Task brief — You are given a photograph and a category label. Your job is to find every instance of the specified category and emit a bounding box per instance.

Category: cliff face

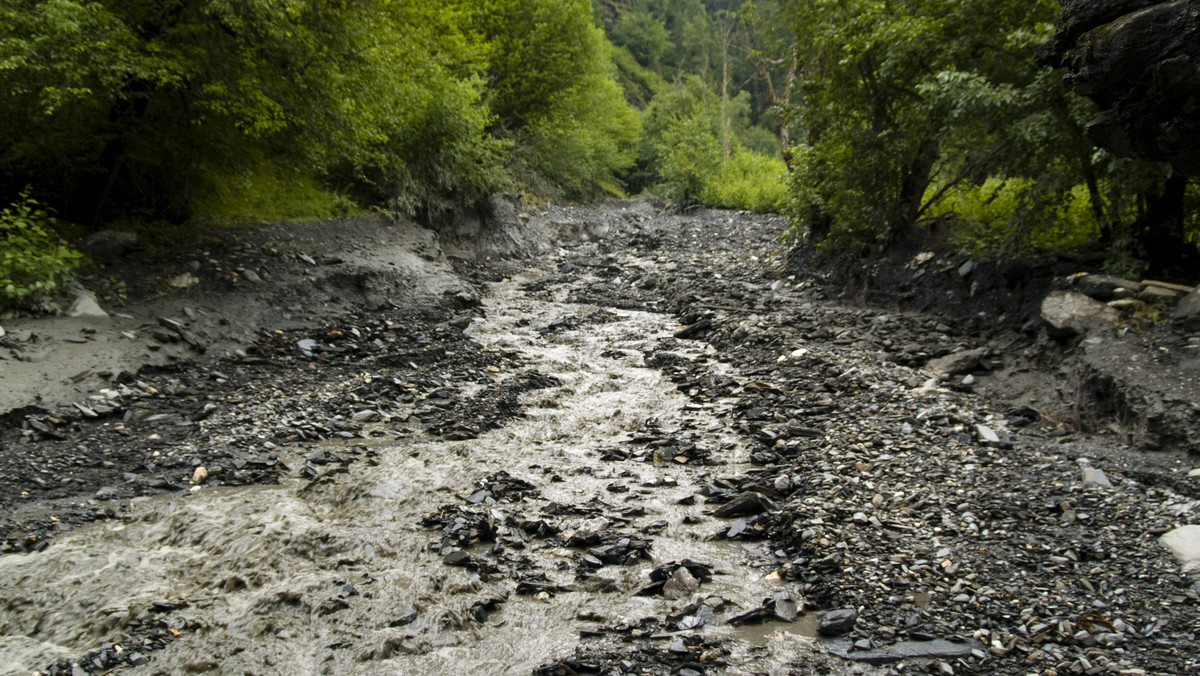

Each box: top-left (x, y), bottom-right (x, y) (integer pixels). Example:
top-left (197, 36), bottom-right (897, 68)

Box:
top-left (1037, 0), bottom-right (1200, 174)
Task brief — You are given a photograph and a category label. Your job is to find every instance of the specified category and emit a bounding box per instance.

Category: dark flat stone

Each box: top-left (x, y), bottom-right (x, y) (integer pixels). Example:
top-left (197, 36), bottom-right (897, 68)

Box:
top-left (827, 638), bottom-right (984, 664)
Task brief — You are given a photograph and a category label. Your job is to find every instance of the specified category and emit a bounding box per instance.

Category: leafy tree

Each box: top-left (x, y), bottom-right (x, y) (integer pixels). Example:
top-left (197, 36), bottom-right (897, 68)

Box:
top-left (0, 1), bottom-right (504, 222)
top-left (472, 0), bottom-right (639, 198)
top-left (774, 0), bottom-right (1195, 269)
top-left (612, 10), bottom-right (672, 69)
top-left (637, 75), bottom-right (784, 210)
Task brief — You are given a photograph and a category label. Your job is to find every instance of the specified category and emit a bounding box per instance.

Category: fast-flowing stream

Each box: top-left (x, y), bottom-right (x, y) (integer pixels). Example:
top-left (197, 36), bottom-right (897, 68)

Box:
top-left (0, 254), bottom-right (838, 674)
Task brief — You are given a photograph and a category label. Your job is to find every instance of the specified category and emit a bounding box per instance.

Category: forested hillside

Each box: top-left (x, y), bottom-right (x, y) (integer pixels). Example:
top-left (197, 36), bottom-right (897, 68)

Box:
top-left (1, 0), bottom-right (1197, 312)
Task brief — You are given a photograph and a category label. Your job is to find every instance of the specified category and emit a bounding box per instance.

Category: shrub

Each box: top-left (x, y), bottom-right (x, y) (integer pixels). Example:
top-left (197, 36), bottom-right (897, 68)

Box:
top-left (703, 148), bottom-right (788, 213)
top-left (929, 178), bottom-right (1100, 257)
top-left (0, 190), bottom-right (84, 312)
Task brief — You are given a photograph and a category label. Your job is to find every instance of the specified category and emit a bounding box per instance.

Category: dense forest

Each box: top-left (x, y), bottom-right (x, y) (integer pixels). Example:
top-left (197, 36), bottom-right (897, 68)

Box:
top-left (1, 0), bottom-right (1197, 311)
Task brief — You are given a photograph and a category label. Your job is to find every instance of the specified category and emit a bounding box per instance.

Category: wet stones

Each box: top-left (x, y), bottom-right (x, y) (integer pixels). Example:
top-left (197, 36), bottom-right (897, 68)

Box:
top-left (827, 637), bottom-right (984, 664)
top-left (662, 567), bottom-right (700, 600)
top-left (637, 560), bottom-right (714, 597)
top-left (726, 592), bottom-right (802, 625)
top-left (674, 317), bottom-right (713, 340)
top-left (817, 608), bottom-right (859, 637)
top-left (576, 533), bottom-right (652, 569)
top-left (710, 491), bottom-right (778, 518)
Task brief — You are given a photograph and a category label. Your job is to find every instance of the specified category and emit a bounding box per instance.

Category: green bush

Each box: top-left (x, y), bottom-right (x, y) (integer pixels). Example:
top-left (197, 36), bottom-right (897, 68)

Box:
top-left (193, 162), bottom-right (358, 224)
top-left (930, 178), bottom-right (1100, 257)
top-left (0, 190), bottom-right (84, 312)
top-left (703, 148), bottom-right (788, 213)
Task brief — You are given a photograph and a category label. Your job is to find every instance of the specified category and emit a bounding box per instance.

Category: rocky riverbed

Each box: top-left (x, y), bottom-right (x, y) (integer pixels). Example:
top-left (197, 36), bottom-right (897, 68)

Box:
top-left (0, 200), bottom-right (1196, 675)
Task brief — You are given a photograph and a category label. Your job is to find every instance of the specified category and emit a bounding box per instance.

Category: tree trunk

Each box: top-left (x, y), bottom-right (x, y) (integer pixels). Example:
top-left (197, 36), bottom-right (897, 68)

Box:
top-left (889, 140), bottom-right (938, 245)
top-left (1137, 172), bottom-right (1197, 279)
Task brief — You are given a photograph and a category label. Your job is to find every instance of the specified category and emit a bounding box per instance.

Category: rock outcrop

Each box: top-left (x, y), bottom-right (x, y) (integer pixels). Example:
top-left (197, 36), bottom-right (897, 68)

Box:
top-left (1037, 0), bottom-right (1200, 174)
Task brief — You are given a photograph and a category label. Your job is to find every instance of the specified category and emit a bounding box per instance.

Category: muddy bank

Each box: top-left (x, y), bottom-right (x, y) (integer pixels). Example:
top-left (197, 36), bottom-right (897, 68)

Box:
top-left (0, 200), bottom-right (1197, 675)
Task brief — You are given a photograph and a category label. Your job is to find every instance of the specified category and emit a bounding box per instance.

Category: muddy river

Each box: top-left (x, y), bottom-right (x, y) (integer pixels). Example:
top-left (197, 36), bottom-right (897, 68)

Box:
top-left (0, 260), bottom-right (841, 674)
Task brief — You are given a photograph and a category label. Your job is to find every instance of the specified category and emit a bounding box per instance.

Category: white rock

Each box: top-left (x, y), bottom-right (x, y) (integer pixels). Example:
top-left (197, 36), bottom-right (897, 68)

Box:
top-left (1159, 526), bottom-right (1200, 576)
top-left (1081, 466), bottom-right (1112, 488)
top-left (975, 424), bottom-right (1000, 444)
top-left (1041, 290), bottom-right (1118, 339)
top-left (67, 290), bottom-right (107, 318)
top-left (169, 272), bottom-right (199, 289)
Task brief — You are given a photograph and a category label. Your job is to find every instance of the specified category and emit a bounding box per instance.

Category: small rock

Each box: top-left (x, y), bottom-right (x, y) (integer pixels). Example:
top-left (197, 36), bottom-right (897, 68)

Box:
top-left (772, 593), bottom-right (799, 622)
top-left (241, 269), bottom-right (263, 283)
top-left (974, 424), bottom-right (1000, 444)
top-left (818, 608), bottom-right (858, 637)
top-left (443, 549), bottom-right (473, 567)
top-left (662, 566), bottom-right (700, 600)
top-left (389, 610), bottom-right (419, 627)
top-left (67, 290), bottom-right (108, 318)
top-left (191, 466), bottom-right (208, 485)
top-left (168, 272), bottom-right (199, 289)
top-left (926, 348), bottom-right (987, 377)
top-left (1074, 273), bottom-right (1141, 301)
top-left (713, 491), bottom-right (777, 517)
top-left (94, 486), bottom-right (118, 500)
top-left (1079, 460), bottom-right (1112, 488)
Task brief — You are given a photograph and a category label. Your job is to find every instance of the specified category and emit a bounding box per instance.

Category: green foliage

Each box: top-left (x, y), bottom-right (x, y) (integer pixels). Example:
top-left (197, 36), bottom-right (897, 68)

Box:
top-left (772, 0), bottom-right (1188, 264)
top-left (636, 74), bottom-right (784, 211)
top-left (702, 147), bottom-right (787, 212)
top-left (1, 0), bottom-right (643, 224)
top-left (0, 190), bottom-right (83, 312)
top-left (193, 163), bottom-right (357, 225)
top-left (474, 0), bottom-right (639, 199)
top-left (612, 10), bottom-right (672, 69)
top-left (656, 110), bottom-right (723, 206)
top-left (932, 179), bottom-right (1099, 257)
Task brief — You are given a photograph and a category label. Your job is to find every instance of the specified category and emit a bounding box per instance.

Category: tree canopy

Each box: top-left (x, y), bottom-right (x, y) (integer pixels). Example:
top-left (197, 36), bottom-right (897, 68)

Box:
top-left (0, 0), bottom-right (639, 224)
top-left (762, 0), bottom-right (1196, 273)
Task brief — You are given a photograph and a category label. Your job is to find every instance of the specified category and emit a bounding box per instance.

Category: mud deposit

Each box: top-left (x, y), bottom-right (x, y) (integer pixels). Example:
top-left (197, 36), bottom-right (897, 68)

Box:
top-left (0, 201), bottom-right (1197, 675)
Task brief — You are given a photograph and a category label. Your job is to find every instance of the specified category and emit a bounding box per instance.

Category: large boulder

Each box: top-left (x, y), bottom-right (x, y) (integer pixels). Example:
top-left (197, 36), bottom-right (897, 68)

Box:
top-left (1041, 290), bottom-right (1119, 339)
top-left (1174, 288), bottom-right (1200, 329)
top-left (1037, 0), bottom-right (1200, 174)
